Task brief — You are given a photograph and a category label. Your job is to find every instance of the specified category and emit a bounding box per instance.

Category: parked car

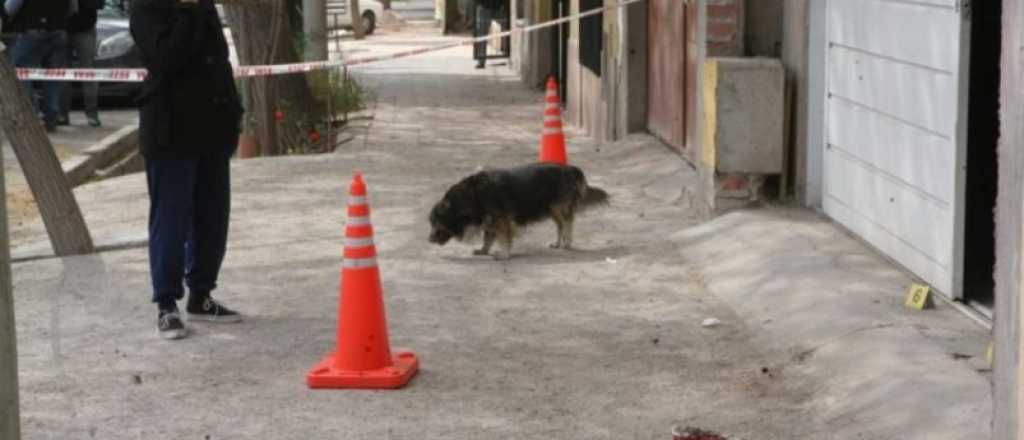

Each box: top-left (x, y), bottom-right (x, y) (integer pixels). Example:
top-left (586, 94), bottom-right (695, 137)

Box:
top-left (1, 1), bottom-right (142, 105)
top-left (326, 0), bottom-right (384, 35)
top-left (89, 0), bottom-right (143, 100)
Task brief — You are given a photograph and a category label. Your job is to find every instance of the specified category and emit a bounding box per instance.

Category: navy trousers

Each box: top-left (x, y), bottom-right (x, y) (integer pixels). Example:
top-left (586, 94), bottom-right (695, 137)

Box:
top-left (12, 30), bottom-right (68, 127)
top-left (146, 151), bottom-right (232, 306)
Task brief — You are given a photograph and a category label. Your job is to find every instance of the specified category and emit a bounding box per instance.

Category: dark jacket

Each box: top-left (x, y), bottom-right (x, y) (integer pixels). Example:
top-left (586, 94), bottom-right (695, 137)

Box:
top-left (476, 0), bottom-right (502, 11)
top-left (130, 0), bottom-right (243, 158)
top-left (9, 0), bottom-right (70, 32)
top-left (68, 0), bottom-right (105, 34)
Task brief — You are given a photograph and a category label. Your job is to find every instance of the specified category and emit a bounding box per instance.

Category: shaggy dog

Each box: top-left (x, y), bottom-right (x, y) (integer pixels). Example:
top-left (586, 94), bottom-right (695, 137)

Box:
top-left (428, 163), bottom-right (609, 259)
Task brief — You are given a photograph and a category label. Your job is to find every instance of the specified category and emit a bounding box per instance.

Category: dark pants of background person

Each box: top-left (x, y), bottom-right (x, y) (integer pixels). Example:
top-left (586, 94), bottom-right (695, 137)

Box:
top-left (12, 30), bottom-right (68, 128)
top-left (61, 28), bottom-right (99, 120)
top-left (146, 148), bottom-right (233, 308)
top-left (473, 5), bottom-right (508, 65)
top-left (473, 6), bottom-right (494, 63)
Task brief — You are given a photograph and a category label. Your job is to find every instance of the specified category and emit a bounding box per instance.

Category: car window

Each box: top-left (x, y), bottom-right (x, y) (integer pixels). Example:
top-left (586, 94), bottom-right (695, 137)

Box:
top-left (99, 0), bottom-right (131, 18)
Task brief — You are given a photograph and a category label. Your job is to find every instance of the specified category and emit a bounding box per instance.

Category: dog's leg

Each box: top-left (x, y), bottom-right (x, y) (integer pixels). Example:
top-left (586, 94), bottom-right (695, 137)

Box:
top-left (495, 220), bottom-right (514, 260)
top-left (549, 207), bottom-right (566, 249)
top-left (474, 229), bottom-right (496, 256)
top-left (562, 218), bottom-right (575, 250)
top-left (550, 217), bottom-right (565, 249)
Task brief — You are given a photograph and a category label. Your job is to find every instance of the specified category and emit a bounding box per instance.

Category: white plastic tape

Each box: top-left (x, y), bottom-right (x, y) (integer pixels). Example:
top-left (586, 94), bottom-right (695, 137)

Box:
top-left (16, 0), bottom-right (647, 82)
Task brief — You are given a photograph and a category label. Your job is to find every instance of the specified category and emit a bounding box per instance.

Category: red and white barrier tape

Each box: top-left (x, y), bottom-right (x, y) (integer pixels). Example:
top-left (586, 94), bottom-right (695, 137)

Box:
top-left (15, 0), bottom-right (646, 83)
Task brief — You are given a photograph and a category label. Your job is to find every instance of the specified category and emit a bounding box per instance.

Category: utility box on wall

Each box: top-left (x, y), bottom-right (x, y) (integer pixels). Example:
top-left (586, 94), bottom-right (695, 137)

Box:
top-left (702, 57), bottom-right (785, 210)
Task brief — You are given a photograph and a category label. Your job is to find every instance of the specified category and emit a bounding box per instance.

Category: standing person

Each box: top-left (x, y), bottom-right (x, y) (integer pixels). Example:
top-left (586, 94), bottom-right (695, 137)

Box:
top-left (0, 1), bottom-right (13, 52)
top-left (472, 0), bottom-right (496, 69)
top-left (61, 0), bottom-right (105, 127)
top-left (4, 0), bottom-right (74, 132)
top-left (472, 0), bottom-right (506, 69)
top-left (130, 0), bottom-right (245, 340)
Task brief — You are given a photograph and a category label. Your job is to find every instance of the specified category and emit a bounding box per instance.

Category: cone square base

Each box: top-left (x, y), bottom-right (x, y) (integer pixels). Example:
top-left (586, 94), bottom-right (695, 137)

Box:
top-left (306, 350), bottom-right (419, 389)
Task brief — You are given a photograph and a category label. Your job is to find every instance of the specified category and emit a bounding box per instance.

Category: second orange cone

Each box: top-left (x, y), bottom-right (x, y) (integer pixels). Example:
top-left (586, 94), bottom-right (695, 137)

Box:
top-left (306, 172), bottom-right (419, 389)
top-left (538, 77), bottom-right (568, 165)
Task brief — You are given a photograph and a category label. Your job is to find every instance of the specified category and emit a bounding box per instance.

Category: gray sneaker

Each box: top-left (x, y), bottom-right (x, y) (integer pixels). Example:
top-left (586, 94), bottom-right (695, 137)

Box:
top-left (158, 310), bottom-right (188, 340)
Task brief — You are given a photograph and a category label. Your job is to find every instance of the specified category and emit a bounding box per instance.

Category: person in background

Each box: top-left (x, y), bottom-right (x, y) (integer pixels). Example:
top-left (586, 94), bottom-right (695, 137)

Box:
top-left (61, 0), bottom-right (105, 127)
top-left (472, 0), bottom-right (507, 69)
top-left (0, 1), bottom-right (12, 53)
top-left (130, 0), bottom-right (245, 340)
top-left (472, 0), bottom-right (497, 69)
top-left (4, 0), bottom-right (74, 132)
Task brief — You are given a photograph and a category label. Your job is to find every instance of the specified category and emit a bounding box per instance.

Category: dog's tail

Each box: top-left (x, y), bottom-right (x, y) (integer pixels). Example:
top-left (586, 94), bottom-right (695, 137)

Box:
top-left (580, 185), bottom-right (610, 210)
top-left (570, 166), bottom-right (609, 211)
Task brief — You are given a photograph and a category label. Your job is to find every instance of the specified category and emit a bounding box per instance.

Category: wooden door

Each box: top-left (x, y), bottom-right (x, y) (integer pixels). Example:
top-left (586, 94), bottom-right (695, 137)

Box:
top-left (647, 0), bottom-right (686, 152)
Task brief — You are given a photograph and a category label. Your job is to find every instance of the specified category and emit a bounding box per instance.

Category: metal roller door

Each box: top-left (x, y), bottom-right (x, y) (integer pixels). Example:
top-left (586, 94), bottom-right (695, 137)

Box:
top-left (822, 0), bottom-right (969, 297)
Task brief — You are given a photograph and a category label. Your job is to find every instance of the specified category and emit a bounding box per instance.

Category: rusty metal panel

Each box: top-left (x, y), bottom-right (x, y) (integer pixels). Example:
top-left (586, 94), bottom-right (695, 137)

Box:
top-left (647, 0), bottom-right (686, 152)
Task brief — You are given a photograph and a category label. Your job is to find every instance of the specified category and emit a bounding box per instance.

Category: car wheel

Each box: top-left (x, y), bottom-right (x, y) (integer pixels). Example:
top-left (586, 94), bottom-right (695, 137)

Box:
top-left (361, 11), bottom-right (376, 35)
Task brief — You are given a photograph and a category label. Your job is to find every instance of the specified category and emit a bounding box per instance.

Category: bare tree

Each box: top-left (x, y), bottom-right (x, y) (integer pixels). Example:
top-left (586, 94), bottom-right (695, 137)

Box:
top-left (224, 0), bottom-right (320, 156)
top-left (0, 46), bottom-right (94, 256)
top-left (349, 0), bottom-right (365, 39)
top-left (0, 142), bottom-right (17, 437)
top-left (0, 80), bottom-right (19, 440)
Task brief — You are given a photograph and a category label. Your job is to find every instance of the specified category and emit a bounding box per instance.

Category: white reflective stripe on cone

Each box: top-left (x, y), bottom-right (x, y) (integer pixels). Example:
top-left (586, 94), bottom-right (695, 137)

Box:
top-left (348, 196), bottom-right (368, 205)
top-left (343, 257), bottom-right (378, 268)
top-left (543, 127), bottom-right (562, 135)
top-left (544, 115), bottom-right (561, 122)
top-left (347, 215), bottom-right (371, 226)
top-left (344, 236), bottom-right (375, 247)
top-left (546, 103), bottom-right (559, 110)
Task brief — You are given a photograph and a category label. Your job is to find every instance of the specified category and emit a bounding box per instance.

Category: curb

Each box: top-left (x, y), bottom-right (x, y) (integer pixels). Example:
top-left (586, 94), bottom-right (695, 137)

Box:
top-left (62, 124), bottom-right (140, 187)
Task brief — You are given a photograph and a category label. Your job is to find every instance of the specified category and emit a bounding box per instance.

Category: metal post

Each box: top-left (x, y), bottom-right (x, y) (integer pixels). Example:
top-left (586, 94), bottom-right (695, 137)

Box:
top-left (304, 0), bottom-right (328, 60)
top-left (327, 64), bottom-right (334, 149)
top-left (0, 38), bottom-right (22, 440)
top-left (343, 65), bottom-right (350, 124)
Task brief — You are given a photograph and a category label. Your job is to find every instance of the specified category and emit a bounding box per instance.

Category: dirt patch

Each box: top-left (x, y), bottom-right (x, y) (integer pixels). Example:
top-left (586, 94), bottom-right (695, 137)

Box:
top-left (5, 180), bottom-right (41, 245)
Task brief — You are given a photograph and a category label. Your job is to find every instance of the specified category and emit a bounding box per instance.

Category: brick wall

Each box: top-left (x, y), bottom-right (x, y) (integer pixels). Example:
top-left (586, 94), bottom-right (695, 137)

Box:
top-left (707, 0), bottom-right (743, 56)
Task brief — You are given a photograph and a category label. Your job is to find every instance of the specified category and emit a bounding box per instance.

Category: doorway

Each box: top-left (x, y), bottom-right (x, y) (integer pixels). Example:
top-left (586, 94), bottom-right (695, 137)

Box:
top-left (549, 0), bottom-right (569, 103)
top-left (962, 0), bottom-right (1002, 313)
top-left (646, 0), bottom-right (687, 153)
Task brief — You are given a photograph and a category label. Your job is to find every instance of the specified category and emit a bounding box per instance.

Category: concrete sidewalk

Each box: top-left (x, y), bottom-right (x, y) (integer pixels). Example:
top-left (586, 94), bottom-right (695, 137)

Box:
top-left (9, 31), bottom-right (990, 439)
top-left (2, 108), bottom-right (137, 248)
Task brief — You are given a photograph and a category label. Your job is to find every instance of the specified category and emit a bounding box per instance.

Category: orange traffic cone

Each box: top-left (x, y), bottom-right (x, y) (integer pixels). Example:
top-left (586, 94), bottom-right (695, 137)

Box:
top-left (538, 77), bottom-right (568, 165)
top-left (306, 172), bottom-right (419, 389)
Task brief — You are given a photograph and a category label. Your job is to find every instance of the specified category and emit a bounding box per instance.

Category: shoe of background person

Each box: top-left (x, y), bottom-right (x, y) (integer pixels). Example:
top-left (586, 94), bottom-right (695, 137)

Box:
top-left (87, 114), bottom-right (101, 127)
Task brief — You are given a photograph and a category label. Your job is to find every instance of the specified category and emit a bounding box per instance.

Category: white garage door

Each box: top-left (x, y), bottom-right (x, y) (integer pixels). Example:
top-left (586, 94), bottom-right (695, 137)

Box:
top-left (823, 0), bottom-right (969, 297)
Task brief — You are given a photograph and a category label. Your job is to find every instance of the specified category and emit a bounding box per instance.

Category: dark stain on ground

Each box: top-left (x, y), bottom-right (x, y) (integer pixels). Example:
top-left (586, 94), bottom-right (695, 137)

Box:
top-left (673, 426), bottom-right (728, 440)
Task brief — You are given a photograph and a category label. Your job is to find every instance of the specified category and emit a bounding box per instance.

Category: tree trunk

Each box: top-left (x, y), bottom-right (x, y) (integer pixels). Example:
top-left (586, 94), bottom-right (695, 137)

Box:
top-left (0, 49), bottom-right (94, 256)
top-left (350, 0), bottom-right (365, 39)
top-left (225, 0), bottom-right (320, 156)
top-left (302, 0), bottom-right (328, 60)
top-left (0, 78), bottom-right (20, 440)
